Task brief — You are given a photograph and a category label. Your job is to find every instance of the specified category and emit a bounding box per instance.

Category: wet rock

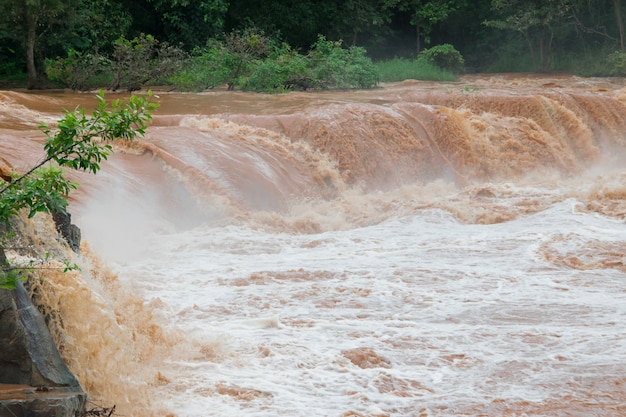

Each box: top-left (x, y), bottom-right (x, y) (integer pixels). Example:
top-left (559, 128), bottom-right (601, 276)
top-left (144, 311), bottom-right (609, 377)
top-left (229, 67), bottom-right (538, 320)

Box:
top-left (52, 211), bottom-right (81, 253)
top-left (0, 385), bottom-right (86, 417)
top-left (0, 283), bottom-right (86, 416)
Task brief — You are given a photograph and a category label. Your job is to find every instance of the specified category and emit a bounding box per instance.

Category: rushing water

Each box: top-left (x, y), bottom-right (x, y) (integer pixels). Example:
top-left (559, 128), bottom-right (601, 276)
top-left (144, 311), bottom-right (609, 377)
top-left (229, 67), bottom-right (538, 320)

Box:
top-left (1, 75), bottom-right (626, 416)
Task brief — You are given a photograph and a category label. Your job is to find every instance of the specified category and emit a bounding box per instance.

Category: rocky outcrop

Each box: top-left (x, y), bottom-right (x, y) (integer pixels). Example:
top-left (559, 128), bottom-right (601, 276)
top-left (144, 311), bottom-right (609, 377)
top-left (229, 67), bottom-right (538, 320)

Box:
top-left (0, 210), bottom-right (86, 416)
top-left (0, 384), bottom-right (86, 417)
top-left (0, 283), bottom-right (86, 416)
top-left (52, 211), bottom-right (81, 254)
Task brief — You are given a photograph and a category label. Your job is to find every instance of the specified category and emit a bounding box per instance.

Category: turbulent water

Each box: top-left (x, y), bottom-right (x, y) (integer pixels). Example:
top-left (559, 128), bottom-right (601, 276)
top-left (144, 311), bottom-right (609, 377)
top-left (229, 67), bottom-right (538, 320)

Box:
top-left (1, 75), bottom-right (626, 416)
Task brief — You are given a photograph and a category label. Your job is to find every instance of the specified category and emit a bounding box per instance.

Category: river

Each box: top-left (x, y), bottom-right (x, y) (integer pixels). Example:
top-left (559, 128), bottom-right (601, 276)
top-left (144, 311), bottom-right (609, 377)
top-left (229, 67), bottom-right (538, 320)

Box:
top-left (1, 75), bottom-right (625, 416)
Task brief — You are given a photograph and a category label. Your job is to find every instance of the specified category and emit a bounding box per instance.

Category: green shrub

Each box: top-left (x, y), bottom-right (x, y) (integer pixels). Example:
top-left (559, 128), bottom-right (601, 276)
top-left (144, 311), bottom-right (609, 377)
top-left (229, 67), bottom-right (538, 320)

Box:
top-left (342, 46), bottom-right (380, 89)
top-left (607, 50), bottom-right (626, 76)
top-left (110, 34), bottom-right (186, 91)
top-left (418, 44), bottom-right (465, 74)
top-left (144, 32), bottom-right (381, 93)
top-left (222, 28), bottom-right (273, 90)
top-left (198, 34), bottom-right (379, 93)
top-left (241, 46), bottom-right (311, 93)
top-left (307, 36), bottom-right (378, 89)
top-left (239, 58), bottom-right (282, 92)
top-left (169, 44), bottom-right (230, 91)
top-left (276, 48), bottom-right (313, 91)
top-left (47, 35), bottom-right (186, 91)
top-left (45, 49), bottom-right (111, 91)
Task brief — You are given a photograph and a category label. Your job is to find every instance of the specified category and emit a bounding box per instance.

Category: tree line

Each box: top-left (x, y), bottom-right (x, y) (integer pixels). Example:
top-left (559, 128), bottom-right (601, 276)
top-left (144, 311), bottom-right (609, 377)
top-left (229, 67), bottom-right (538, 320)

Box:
top-left (2, 0), bottom-right (626, 89)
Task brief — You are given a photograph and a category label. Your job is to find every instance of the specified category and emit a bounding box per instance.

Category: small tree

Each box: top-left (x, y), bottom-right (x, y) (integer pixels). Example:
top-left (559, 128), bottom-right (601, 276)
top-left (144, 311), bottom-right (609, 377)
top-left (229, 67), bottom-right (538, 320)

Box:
top-left (0, 91), bottom-right (158, 288)
top-left (398, 0), bottom-right (459, 54)
top-left (222, 28), bottom-right (272, 90)
top-left (110, 34), bottom-right (186, 91)
top-left (607, 50), bottom-right (626, 75)
top-left (307, 36), bottom-right (379, 89)
top-left (45, 49), bottom-right (112, 91)
top-left (168, 43), bottom-right (231, 91)
top-left (418, 43), bottom-right (465, 73)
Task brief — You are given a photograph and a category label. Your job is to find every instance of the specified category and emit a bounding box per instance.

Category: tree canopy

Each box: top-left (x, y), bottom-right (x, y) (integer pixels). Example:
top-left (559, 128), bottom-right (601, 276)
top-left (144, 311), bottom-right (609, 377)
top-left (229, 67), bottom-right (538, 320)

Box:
top-left (2, 0), bottom-right (626, 86)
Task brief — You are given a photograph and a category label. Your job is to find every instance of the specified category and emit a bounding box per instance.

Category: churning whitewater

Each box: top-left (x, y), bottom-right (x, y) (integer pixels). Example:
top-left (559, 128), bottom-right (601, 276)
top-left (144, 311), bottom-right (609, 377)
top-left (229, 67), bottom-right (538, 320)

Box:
top-left (1, 75), bottom-right (626, 416)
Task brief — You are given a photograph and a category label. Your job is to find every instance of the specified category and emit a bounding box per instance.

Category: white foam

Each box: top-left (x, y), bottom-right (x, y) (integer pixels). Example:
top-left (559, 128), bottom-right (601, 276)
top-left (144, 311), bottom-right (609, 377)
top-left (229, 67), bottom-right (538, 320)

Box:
top-left (94, 194), bottom-right (626, 416)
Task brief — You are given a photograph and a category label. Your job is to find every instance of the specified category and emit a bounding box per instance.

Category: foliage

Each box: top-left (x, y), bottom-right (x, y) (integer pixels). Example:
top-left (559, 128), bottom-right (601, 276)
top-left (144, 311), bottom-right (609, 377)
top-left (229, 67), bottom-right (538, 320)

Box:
top-left (221, 28), bottom-right (273, 90)
top-left (6, 0), bottom-right (626, 85)
top-left (540, 44), bottom-right (615, 76)
top-left (146, 0), bottom-right (228, 46)
top-left (239, 45), bottom-right (311, 93)
top-left (307, 36), bottom-right (379, 89)
top-left (375, 57), bottom-right (457, 82)
top-left (0, 62), bottom-right (27, 85)
top-left (171, 33), bottom-right (380, 93)
top-left (0, 269), bottom-right (24, 290)
top-left (110, 34), bottom-right (187, 91)
top-left (398, 0), bottom-right (461, 53)
top-left (46, 33), bottom-right (187, 91)
top-left (484, 0), bottom-right (574, 71)
top-left (226, 0), bottom-right (324, 49)
top-left (607, 50), bottom-right (626, 75)
top-left (0, 92), bottom-right (158, 289)
top-left (0, 0), bottom-right (81, 88)
top-left (242, 35), bottom-right (380, 92)
top-left (45, 49), bottom-right (112, 91)
top-left (326, 0), bottom-right (396, 46)
top-left (0, 230), bottom-right (23, 289)
top-left (59, 0), bottom-right (132, 55)
top-left (46, 31), bottom-right (380, 93)
top-left (418, 43), bottom-right (465, 73)
top-left (168, 44), bottom-right (230, 91)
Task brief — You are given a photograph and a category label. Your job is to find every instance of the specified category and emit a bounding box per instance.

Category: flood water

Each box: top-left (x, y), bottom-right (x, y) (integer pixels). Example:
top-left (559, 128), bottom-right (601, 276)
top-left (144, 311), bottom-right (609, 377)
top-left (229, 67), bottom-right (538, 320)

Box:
top-left (1, 75), bottom-right (626, 416)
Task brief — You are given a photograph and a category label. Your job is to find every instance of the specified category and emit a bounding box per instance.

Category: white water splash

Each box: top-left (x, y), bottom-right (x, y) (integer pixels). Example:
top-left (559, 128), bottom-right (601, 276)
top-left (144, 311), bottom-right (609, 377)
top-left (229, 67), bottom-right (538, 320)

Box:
top-left (82, 191), bottom-right (626, 416)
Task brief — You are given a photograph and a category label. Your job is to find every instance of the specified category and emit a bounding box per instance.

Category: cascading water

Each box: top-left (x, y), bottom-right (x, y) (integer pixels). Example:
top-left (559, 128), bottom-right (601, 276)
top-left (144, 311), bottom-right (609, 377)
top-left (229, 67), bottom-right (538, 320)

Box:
top-left (1, 75), bottom-right (626, 416)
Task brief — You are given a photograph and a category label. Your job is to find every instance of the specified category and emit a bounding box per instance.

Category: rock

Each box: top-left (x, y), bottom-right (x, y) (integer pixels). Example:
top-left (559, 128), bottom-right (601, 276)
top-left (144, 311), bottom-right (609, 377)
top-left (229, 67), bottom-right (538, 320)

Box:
top-left (0, 289), bottom-right (32, 385)
top-left (0, 283), bottom-right (86, 416)
top-left (0, 384), bottom-right (86, 417)
top-left (51, 211), bottom-right (81, 253)
top-left (15, 282), bottom-right (81, 388)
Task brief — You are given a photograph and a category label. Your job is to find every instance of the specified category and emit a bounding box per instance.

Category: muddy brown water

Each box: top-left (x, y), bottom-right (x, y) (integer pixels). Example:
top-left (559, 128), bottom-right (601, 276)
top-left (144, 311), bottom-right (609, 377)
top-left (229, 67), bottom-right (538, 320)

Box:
top-left (1, 75), bottom-right (626, 416)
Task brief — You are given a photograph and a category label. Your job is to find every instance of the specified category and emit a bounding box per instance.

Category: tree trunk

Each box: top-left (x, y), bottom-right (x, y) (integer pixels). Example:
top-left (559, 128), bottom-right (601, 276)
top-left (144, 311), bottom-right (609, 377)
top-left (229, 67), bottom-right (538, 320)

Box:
top-left (25, 13), bottom-right (38, 89)
top-left (614, 0), bottom-right (625, 51)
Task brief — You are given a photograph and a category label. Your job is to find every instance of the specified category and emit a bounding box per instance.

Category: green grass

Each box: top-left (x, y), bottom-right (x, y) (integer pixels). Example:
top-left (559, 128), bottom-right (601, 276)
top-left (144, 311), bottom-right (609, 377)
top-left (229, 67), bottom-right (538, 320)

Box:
top-left (375, 57), bottom-right (457, 82)
top-left (551, 48), bottom-right (615, 77)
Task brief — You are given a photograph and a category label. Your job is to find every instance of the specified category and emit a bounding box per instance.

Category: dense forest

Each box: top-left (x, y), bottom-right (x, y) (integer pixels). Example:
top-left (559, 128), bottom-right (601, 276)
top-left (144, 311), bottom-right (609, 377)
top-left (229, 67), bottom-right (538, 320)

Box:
top-left (2, 0), bottom-right (626, 90)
